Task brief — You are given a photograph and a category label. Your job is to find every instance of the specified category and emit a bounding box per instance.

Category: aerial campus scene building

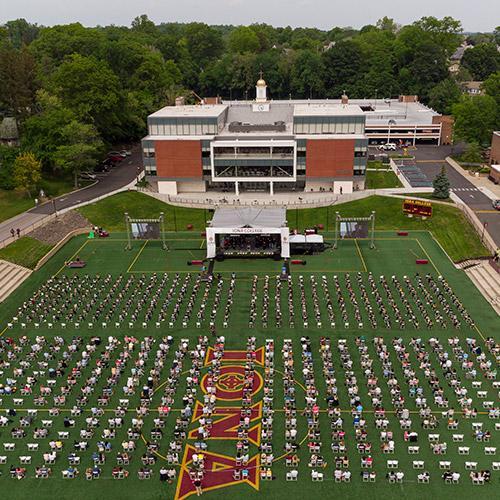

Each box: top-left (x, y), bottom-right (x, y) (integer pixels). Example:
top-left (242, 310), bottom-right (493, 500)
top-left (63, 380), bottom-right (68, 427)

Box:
top-left (142, 79), bottom-right (451, 196)
top-left (0, 4), bottom-right (499, 500)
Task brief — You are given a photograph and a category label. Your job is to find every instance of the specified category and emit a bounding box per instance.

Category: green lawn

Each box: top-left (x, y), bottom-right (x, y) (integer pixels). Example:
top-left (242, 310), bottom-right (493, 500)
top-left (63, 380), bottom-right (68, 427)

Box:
top-left (79, 191), bottom-right (210, 232)
top-left (0, 230), bottom-right (498, 500)
top-left (365, 169), bottom-right (403, 189)
top-left (288, 196), bottom-right (488, 261)
top-left (0, 189), bottom-right (34, 223)
top-left (0, 236), bottom-right (53, 269)
top-left (78, 192), bottom-right (487, 263)
top-left (400, 193), bottom-right (453, 203)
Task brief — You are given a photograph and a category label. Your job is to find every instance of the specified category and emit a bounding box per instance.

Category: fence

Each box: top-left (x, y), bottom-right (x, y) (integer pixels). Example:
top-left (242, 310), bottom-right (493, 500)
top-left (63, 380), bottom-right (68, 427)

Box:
top-left (155, 190), bottom-right (379, 209)
top-left (0, 213), bottom-right (58, 250)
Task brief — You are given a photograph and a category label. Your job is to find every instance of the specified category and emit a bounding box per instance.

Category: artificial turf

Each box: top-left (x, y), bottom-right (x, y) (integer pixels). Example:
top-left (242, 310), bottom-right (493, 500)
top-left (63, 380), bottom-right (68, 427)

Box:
top-left (0, 229), bottom-right (498, 500)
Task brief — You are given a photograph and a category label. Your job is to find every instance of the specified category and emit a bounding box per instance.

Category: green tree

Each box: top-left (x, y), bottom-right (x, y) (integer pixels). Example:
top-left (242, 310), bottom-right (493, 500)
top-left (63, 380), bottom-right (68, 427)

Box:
top-left (22, 91), bottom-right (75, 167)
top-left (53, 120), bottom-right (103, 187)
top-left (184, 23), bottom-right (224, 69)
top-left (48, 54), bottom-right (125, 140)
top-left (322, 40), bottom-right (364, 97)
top-left (482, 71), bottom-right (500, 135)
top-left (129, 51), bottom-right (181, 107)
top-left (12, 152), bottom-right (42, 197)
top-left (290, 50), bottom-right (324, 98)
top-left (4, 18), bottom-right (39, 48)
top-left (461, 142), bottom-right (483, 163)
top-left (0, 144), bottom-right (20, 190)
top-left (29, 23), bottom-right (106, 74)
top-left (0, 45), bottom-right (38, 118)
top-left (461, 43), bottom-right (500, 80)
top-left (413, 16), bottom-right (462, 56)
top-left (376, 17), bottom-right (398, 33)
top-left (452, 95), bottom-right (498, 145)
top-left (228, 26), bottom-right (260, 54)
top-left (428, 78), bottom-right (461, 114)
top-left (482, 71), bottom-right (500, 106)
top-left (433, 165), bottom-right (450, 199)
top-left (395, 26), bottom-right (448, 99)
top-left (494, 26), bottom-right (500, 46)
top-left (131, 14), bottom-right (157, 35)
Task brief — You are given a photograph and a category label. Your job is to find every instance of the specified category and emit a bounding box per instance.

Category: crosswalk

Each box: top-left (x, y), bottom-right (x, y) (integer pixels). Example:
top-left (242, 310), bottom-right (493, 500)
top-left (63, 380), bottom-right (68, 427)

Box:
top-left (450, 187), bottom-right (478, 192)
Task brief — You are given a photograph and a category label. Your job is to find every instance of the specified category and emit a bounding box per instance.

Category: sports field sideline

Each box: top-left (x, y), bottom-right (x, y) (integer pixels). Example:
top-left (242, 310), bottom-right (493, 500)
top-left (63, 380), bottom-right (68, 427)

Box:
top-left (0, 229), bottom-right (498, 500)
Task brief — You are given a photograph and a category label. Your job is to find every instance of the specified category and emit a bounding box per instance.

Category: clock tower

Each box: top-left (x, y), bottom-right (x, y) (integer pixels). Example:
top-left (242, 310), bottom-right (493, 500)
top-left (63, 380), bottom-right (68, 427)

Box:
top-left (253, 71), bottom-right (270, 112)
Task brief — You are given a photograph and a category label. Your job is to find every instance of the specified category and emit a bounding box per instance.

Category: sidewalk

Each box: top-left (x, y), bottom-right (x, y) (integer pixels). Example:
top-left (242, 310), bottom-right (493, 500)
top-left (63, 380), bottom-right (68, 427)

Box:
top-left (145, 186), bottom-right (434, 209)
top-left (0, 211), bottom-right (48, 247)
top-left (446, 157), bottom-right (500, 201)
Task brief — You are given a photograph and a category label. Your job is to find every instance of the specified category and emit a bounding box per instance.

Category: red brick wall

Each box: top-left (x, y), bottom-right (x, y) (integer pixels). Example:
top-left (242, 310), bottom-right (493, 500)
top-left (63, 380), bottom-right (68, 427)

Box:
top-left (306, 139), bottom-right (354, 177)
top-left (491, 132), bottom-right (500, 165)
top-left (155, 140), bottom-right (202, 178)
top-left (432, 115), bottom-right (454, 145)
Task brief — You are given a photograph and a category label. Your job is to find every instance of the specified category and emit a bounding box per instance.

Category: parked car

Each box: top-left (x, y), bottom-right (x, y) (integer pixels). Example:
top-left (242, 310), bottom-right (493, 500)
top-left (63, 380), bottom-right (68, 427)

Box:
top-left (94, 162), bottom-right (109, 173)
top-left (79, 172), bottom-right (97, 181)
top-left (378, 143), bottom-right (397, 151)
top-left (107, 153), bottom-right (124, 163)
top-left (492, 199), bottom-right (500, 211)
top-left (120, 150), bottom-right (132, 157)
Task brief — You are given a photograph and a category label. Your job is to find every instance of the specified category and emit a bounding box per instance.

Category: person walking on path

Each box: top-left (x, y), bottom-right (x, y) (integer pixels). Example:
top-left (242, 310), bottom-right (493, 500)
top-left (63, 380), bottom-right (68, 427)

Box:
top-left (10, 228), bottom-right (15, 238)
top-left (16, 228), bottom-right (20, 238)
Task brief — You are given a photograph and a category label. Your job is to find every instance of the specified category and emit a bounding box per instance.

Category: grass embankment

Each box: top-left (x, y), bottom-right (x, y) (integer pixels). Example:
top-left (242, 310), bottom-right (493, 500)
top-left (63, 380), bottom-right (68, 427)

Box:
top-left (400, 192), bottom-right (452, 202)
top-left (79, 191), bottom-right (210, 232)
top-left (288, 195), bottom-right (488, 261)
top-left (0, 237), bottom-right (53, 269)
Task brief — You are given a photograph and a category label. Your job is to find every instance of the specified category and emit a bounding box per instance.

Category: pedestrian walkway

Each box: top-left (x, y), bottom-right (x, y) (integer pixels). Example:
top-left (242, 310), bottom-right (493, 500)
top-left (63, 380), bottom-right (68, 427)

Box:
top-left (450, 187), bottom-right (480, 192)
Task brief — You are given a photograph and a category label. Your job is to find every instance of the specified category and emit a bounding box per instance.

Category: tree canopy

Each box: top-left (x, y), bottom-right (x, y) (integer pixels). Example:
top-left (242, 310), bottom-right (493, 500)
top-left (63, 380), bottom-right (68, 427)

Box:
top-left (0, 14), bottom-right (497, 184)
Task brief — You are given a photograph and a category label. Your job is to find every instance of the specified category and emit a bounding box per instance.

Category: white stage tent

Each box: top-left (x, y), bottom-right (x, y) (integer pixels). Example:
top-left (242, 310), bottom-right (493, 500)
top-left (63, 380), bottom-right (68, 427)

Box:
top-left (206, 207), bottom-right (290, 258)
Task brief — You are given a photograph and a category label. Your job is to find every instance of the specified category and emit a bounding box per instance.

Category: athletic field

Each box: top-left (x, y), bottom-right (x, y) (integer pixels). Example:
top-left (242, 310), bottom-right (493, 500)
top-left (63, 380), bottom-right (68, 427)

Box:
top-left (0, 230), bottom-right (498, 500)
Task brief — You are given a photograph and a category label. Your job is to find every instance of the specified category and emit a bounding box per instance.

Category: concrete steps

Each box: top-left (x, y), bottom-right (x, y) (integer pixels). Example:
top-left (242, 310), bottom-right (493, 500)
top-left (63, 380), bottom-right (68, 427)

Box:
top-left (456, 259), bottom-right (483, 270)
top-left (0, 260), bottom-right (31, 303)
top-left (465, 262), bottom-right (500, 315)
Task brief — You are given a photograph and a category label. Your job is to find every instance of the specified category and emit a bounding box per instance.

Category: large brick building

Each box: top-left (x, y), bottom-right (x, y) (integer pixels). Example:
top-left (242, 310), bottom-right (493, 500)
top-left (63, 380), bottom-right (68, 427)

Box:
top-left (142, 78), bottom-right (445, 195)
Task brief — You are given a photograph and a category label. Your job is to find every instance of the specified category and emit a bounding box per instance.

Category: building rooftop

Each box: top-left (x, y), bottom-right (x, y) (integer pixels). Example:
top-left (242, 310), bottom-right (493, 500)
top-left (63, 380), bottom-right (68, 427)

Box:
top-left (221, 102), bottom-right (294, 136)
top-left (211, 207), bottom-right (287, 228)
top-left (0, 117), bottom-right (19, 140)
top-left (149, 104), bottom-right (227, 118)
top-left (221, 98), bottom-right (440, 126)
top-left (293, 103), bottom-right (364, 117)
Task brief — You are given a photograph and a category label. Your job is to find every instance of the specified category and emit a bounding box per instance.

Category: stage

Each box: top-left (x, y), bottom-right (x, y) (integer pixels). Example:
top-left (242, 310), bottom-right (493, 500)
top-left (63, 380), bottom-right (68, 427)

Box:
top-left (206, 207), bottom-right (290, 259)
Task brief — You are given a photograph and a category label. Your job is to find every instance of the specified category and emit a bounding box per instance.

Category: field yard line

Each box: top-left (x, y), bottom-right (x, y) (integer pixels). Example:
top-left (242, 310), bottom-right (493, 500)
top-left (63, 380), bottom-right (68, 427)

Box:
top-left (54, 239), bottom-right (89, 277)
top-left (473, 324), bottom-right (487, 342)
top-left (415, 238), bottom-right (441, 275)
top-left (200, 239), bottom-right (205, 249)
top-left (127, 240), bottom-right (148, 273)
top-left (426, 230), bottom-right (456, 266)
top-left (0, 326), bottom-right (7, 337)
top-left (354, 239), bottom-right (368, 272)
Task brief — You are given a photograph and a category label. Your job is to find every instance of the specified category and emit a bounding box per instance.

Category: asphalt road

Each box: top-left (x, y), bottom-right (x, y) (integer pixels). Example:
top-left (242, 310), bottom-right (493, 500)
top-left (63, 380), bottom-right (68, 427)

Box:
top-left (413, 145), bottom-right (500, 248)
top-left (0, 145), bottom-right (143, 244)
top-left (32, 146), bottom-right (143, 215)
